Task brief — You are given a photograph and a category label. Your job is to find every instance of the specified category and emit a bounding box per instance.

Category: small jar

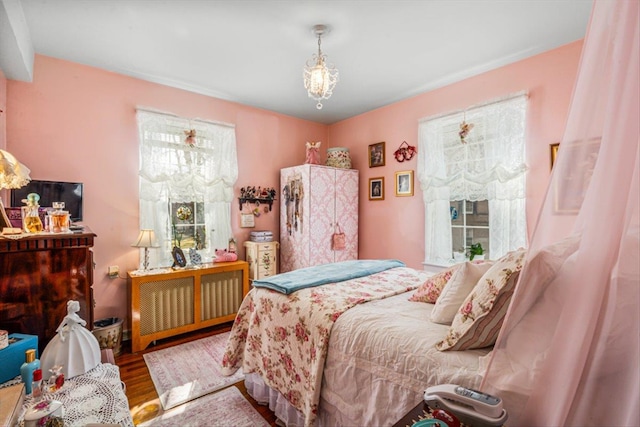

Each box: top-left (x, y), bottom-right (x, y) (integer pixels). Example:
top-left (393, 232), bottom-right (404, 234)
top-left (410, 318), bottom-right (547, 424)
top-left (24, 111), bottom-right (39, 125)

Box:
top-left (325, 147), bottom-right (352, 169)
top-left (48, 202), bottom-right (70, 233)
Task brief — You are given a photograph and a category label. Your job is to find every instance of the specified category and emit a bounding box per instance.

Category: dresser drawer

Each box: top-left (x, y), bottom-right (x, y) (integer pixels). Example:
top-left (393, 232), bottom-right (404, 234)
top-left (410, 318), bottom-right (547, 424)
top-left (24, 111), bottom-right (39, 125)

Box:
top-left (256, 243), bottom-right (276, 252)
top-left (259, 264), bottom-right (277, 278)
top-left (245, 240), bottom-right (279, 280)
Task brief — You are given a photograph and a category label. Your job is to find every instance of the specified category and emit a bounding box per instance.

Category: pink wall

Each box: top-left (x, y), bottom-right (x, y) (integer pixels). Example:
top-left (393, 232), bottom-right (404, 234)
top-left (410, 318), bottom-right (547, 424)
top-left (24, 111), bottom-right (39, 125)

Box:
top-left (0, 70), bottom-right (6, 150)
top-left (4, 41), bottom-right (582, 330)
top-left (329, 41), bottom-right (583, 269)
top-left (6, 55), bottom-right (327, 325)
top-left (0, 70), bottom-right (7, 204)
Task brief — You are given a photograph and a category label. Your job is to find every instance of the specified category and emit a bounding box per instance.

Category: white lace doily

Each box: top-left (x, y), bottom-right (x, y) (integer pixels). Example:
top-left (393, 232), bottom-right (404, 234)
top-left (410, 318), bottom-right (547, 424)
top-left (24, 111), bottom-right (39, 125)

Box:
top-left (17, 363), bottom-right (133, 427)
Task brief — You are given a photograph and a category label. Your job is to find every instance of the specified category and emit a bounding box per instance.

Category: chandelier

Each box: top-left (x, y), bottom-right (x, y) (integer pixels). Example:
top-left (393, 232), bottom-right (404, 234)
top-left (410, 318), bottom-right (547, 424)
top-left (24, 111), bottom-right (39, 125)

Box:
top-left (303, 24), bottom-right (339, 110)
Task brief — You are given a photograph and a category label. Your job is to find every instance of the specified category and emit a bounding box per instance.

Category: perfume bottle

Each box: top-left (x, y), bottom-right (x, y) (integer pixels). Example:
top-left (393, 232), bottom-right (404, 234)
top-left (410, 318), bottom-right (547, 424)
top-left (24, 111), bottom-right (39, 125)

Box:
top-left (22, 193), bottom-right (44, 233)
top-left (20, 349), bottom-right (40, 395)
top-left (48, 201), bottom-right (70, 233)
top-left (32, 368), bottom-right (43, 401)
top-left (48, 365), bottom-right (65, 392)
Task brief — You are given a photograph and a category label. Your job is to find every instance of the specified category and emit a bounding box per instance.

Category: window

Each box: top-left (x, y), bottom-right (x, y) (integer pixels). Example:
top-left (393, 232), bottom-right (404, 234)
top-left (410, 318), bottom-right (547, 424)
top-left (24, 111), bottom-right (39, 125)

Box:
top-left (171, 201), bottom-right (206, 250)
top-left (136, 110), bottom-right (238, 268)
top-left (417, 93), bottom-right (528, 265)
top-left (451, 200), bottom-right (490, 259)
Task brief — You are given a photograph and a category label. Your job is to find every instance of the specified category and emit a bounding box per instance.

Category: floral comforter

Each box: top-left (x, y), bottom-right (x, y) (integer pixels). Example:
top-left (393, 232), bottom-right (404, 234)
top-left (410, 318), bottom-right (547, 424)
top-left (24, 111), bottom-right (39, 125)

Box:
top-left (221, 266), bottom-right (430, 426)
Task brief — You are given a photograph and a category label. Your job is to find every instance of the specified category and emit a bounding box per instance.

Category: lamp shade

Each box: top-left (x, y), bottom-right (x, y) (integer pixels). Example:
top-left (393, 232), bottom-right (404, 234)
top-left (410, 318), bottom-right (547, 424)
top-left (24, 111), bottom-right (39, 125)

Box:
top-left (0, 149), bottom-right (31, 190)
top-left (131, 229), bottom-right (159, 248)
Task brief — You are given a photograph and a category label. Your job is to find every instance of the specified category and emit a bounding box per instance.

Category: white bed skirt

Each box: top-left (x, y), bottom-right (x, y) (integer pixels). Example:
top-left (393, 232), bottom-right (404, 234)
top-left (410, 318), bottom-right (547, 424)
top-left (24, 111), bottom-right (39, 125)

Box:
top-left (245, 372), bottom-right (306, 427)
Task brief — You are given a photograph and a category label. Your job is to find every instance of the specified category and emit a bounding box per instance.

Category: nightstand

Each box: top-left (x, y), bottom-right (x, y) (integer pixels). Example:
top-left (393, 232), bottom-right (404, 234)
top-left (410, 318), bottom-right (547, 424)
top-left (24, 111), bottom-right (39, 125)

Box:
top-left (244, 241), bottom-right (279, 281)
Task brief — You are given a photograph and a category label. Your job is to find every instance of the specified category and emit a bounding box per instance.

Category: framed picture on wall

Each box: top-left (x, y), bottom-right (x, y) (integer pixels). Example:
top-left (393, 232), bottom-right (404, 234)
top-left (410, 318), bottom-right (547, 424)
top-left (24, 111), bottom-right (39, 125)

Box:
top-left (240, 212), bottom-right (255, 228)
top-left (368, 142), bottom-right (385, 168)
top-left (550, 142), bottom-right (560, 169)
top-left (395, 170), bottom-right (414, 196)
top-left (553, 138), bottom-right (601, 214)
top-left (369, 177), bottom-right (384, 200)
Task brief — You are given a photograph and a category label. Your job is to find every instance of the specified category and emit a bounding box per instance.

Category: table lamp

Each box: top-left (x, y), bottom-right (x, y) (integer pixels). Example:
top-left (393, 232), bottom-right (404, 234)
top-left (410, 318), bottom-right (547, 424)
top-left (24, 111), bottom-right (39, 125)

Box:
top-left (132, 229), bottom-right (159, 270)
top-left (0, 149), bottom-right (32, 228)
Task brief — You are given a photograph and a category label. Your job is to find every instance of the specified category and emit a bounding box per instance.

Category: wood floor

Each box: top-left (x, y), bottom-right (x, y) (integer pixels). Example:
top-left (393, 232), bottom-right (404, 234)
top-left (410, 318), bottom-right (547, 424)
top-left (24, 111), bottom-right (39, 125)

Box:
top-left (115, 322), bottom-right (279, 426)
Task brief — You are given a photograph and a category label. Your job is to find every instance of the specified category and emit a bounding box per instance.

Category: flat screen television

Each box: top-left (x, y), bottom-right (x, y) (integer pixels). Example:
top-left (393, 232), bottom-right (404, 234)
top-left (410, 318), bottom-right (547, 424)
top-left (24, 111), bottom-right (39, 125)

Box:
top-left (11, 180), bottom-right (84, 222)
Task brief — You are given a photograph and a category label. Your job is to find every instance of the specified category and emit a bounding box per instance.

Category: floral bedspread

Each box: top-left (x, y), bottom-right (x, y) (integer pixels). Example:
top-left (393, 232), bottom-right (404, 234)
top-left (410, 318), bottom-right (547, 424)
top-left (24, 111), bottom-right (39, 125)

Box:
top-left (221, 266), bottom-right (430, 426)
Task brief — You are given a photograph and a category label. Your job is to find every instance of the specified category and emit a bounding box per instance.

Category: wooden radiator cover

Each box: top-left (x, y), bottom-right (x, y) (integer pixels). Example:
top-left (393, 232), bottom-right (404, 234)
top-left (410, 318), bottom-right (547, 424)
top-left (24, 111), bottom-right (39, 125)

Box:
top-left (128, 261), bottom-right (249, 352)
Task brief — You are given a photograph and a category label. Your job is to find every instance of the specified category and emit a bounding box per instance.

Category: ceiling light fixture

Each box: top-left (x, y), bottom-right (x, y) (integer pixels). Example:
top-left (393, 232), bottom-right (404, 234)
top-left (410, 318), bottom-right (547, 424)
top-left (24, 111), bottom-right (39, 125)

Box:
top-left (303, 24), bottom-right (339, 110)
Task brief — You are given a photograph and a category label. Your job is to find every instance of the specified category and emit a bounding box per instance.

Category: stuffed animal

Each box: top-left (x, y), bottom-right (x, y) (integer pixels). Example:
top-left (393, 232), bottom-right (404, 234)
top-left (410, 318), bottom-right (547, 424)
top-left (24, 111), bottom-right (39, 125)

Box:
top-left (214, 248), bottom-right (238, 263)
top-left (305, 141), bottom-right (321, 165)
top-left (184, 129), bottom-right (196, 146)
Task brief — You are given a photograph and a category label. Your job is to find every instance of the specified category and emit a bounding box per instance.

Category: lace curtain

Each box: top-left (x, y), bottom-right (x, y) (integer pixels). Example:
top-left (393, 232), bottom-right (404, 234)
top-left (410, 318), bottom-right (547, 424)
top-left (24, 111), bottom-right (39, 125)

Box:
top-left (482, 1), bottom-right (639, 425)
top-left (417, 94), bottom-right (528, 265)
top-left (136, 110), bottom-right (238, 268)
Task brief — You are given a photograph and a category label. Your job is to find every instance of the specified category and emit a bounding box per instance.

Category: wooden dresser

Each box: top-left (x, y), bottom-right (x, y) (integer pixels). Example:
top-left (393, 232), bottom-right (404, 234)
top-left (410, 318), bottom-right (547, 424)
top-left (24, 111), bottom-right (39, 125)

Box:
top-left (0, 229), bottom-right (96, 352)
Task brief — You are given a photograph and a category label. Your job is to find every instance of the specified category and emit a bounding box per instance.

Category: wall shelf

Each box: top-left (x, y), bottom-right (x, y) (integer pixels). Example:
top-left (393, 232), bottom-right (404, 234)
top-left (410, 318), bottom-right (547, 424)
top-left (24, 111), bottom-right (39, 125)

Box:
top-left (238, 197), bottom-right (276, 211)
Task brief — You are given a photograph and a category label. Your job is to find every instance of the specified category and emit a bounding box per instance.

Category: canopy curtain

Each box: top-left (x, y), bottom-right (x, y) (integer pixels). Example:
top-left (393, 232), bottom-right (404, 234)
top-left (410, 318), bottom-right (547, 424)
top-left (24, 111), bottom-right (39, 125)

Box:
top-left (417, 94), bottom-right (527, 265)
top-left (481, 1), bottom-right (639, 425)
top-left (136, 110), bottom-right (238, 268)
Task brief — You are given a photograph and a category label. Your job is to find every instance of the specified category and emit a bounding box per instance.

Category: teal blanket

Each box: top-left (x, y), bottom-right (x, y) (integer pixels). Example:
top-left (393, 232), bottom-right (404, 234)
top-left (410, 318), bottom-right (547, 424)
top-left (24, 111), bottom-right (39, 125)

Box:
top-left (251, 259), bottom-right (406, 294)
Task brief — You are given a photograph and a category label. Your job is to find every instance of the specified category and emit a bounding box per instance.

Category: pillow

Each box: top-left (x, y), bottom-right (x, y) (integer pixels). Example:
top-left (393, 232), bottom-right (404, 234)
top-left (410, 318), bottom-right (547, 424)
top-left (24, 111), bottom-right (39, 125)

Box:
top-left (430, 261), bottom-right (494, 324)
top-left (436, 248), bottom-right (527, 351)
top-left (409, 265), bottom-right (459, 303)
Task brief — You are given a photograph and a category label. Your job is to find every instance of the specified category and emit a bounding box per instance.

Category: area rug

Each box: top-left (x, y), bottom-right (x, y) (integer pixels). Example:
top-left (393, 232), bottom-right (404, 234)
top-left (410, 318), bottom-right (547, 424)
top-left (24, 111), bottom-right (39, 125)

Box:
top-left (137, 386), bottom-right (269, 427)
top-left (143, 331), bottom-right (244, 409)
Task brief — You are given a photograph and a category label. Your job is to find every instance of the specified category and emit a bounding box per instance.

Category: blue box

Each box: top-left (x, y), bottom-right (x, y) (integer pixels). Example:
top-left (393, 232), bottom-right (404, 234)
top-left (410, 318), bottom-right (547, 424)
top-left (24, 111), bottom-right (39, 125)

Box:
top-left (0, 334), bottom-right (38, 384)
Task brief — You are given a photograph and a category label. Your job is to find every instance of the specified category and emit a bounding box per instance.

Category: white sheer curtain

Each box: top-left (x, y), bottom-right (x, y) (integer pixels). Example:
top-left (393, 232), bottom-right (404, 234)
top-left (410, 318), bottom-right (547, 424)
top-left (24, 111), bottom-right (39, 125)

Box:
top-left (417, 94), bottom-right (528, 265)
top-left (482, 1), bottom-right (639, 425)
top-left (136, 110), bottom-right (238, 268)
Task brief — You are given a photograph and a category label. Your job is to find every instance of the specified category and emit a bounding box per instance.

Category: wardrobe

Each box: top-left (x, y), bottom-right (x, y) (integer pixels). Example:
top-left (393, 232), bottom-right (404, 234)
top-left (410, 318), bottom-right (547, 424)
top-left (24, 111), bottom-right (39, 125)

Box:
top-left (280, 164), bottom-right (358, 272)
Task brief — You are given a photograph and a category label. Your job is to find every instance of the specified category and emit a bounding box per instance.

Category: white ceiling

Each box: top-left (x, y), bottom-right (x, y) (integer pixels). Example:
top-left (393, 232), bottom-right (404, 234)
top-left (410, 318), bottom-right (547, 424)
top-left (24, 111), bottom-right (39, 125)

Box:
top-left (2, 0), bottom-right (593, 124)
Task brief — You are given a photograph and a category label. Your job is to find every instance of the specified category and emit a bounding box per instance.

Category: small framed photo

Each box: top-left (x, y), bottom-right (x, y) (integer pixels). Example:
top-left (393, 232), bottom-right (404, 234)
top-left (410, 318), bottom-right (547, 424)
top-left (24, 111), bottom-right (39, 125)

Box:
top-left (550, 143), bottom-right (560, 170)
top-left (0, 206), bottom-right (11, 230)
top-left (171, 246), bottom-right (187, 268)
top-left (553, 138), bottom-right (601, 214)
top-left (369, 177), bottom-right (385, 200)
top-left (240, 213), bottom-right (255, 228)
top-left (368, 142), bottom-right (385, 168)
top-left (395, 170), bottom-right (414, 197)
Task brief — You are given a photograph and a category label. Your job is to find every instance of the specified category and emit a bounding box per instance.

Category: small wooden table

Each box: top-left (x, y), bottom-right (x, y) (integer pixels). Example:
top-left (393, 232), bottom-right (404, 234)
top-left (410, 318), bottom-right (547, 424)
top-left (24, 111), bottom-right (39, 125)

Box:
top-left (393, 401), bottom-right (432, 427)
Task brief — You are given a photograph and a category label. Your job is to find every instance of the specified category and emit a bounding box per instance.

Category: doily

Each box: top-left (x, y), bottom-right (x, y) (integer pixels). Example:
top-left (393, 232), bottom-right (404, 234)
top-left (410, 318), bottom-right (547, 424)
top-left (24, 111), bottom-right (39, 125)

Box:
top-left (18, 363), bottom-right (133, 426)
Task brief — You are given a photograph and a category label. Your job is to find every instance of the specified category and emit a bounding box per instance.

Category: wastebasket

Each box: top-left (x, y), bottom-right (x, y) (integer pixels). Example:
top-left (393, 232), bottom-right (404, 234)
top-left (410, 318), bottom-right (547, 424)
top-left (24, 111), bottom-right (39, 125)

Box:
top-left (92, 317), bottom-right (123, 356)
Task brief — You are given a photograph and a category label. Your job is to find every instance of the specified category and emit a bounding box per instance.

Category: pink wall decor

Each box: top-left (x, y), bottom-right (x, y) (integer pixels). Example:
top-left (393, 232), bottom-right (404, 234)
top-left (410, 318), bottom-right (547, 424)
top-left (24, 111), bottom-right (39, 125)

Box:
top-left (393, 141), bottom-right (416, 162)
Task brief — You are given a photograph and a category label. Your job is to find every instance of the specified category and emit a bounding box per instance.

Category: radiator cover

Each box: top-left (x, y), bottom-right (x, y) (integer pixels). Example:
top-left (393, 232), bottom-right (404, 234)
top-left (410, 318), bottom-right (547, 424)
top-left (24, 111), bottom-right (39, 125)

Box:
top-left (128, 261), bottom-right (249, 352)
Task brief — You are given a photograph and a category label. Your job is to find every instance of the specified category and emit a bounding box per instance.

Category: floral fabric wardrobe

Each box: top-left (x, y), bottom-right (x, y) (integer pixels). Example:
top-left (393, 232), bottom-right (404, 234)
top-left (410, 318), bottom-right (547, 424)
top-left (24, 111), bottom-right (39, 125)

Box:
top-left (280, 164), bottom-right (358, 272)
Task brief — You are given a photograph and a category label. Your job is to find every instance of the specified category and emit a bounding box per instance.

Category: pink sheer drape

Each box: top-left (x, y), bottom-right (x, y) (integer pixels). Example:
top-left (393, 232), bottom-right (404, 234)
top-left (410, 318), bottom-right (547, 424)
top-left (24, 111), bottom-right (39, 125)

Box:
top-left (482, 1), bottom-right (639, 426)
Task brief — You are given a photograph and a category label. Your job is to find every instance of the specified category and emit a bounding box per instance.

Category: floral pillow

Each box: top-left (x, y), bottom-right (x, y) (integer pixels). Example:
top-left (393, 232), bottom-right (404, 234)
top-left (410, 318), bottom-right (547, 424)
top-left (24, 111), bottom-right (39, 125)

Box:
top-left (436, 248), bottom-right (527, 351)
top-left (409, 265), bottom-right (459, 304)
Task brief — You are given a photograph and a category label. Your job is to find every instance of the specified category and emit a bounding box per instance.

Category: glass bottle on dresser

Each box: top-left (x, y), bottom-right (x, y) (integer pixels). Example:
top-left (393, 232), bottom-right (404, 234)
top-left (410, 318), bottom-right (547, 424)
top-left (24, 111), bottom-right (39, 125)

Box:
top-left (20, 349), bottom-right (40, 395)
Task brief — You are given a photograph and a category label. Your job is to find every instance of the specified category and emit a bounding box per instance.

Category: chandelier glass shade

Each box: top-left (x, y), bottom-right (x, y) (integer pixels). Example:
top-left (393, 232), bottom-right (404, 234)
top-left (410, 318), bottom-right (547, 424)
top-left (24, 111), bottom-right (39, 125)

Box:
top-left (303, 25), bottom-right (339, 110)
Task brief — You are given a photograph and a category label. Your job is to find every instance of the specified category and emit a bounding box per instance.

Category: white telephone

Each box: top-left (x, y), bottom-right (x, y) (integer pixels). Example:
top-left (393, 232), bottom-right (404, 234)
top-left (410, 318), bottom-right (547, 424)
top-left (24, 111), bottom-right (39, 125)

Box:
top-left (423, 384), bottom-right (508, 427)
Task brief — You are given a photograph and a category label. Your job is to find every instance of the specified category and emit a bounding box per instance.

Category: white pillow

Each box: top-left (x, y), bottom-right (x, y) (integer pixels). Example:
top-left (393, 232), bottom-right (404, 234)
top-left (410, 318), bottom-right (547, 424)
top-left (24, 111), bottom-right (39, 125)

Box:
top-left (430, 261), bottom-right (493, 324)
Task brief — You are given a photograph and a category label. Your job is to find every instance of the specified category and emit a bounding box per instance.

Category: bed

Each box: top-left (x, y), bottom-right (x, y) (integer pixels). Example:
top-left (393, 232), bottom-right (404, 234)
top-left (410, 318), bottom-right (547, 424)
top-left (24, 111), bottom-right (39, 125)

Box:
top-left (221, 254), bottom-right (526, 426)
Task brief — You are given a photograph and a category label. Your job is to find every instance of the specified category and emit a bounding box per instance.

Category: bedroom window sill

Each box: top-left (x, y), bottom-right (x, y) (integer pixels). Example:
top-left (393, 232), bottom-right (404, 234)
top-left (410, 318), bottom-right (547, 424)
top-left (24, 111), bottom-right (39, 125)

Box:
top-left (422, 261), bottom-right (453, 275)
